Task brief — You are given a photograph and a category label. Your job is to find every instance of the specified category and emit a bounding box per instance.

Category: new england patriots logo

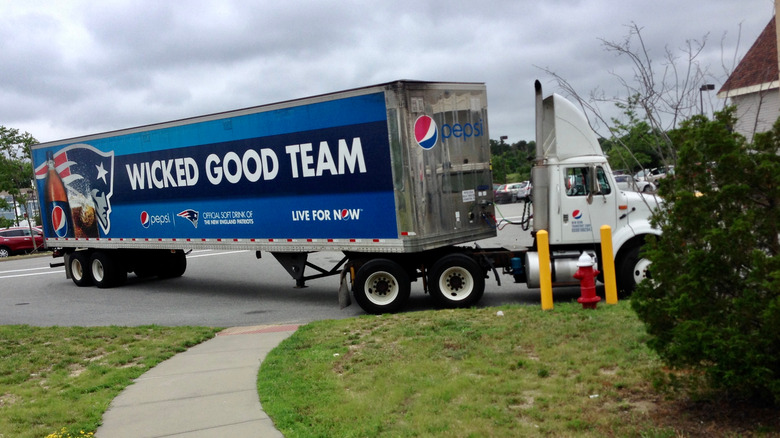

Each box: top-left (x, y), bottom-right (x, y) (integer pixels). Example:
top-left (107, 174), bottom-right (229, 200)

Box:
top-left (35, 143), bottom-right (115, 235)
top-left (177, 209), bottom-right (199, 228)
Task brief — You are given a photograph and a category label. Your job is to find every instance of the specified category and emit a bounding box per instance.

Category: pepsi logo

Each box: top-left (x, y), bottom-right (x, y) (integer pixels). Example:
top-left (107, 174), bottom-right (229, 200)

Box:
top-left (52, 206), bottom-right (69, 238)
top-left (340, 209), bottom-right (349, 219)
top-left (414, 115), bottom-right (438, 150)
top-left (140, 211), bottom-right (151, 228)
top-left (572, 210), bottom-right (583, 220)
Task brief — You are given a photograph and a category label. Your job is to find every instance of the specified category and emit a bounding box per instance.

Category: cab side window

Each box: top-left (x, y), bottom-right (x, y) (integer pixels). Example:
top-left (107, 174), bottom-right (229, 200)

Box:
top-left (595, 167), bottom-right (611, 195)
top-left (565, 167), bottom-right (589, 196)
top-left (565, 167), bottom-right (611, 196)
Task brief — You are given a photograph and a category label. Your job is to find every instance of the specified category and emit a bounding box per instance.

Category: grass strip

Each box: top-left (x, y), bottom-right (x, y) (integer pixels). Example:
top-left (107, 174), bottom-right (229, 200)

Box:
top-left (259, 302), bottom-right (672, 437)
top-left (0, 325), bottom-right (220, 438)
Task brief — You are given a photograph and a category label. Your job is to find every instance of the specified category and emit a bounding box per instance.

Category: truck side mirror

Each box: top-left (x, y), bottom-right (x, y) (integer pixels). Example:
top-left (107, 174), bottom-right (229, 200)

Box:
top-left (588, 165), bottom-right (601, 195)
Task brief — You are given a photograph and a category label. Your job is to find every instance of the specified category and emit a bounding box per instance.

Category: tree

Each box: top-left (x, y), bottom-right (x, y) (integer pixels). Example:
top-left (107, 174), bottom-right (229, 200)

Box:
top-left (632, 108), bottom-right (780, 403)
top-left (600, 95), bottom-right (666, 172)
top-left (490, 139), bottom-right (534, 184)
top-left (541, 22), bottom-right (725, 176)
top-left (541, 21), bottom-right (779, 403)
top-left (0, 126), bottom-right (38, 227)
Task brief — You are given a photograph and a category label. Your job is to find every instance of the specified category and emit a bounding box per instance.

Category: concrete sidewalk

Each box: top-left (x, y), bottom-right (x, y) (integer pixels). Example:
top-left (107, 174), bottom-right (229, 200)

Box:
top-left (96, 325), bottom-right (298, 438)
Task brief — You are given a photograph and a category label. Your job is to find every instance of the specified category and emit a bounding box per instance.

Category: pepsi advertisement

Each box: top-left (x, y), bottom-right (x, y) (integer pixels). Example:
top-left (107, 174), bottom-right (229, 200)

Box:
top-left (33, 92), bottom-right (399, 241)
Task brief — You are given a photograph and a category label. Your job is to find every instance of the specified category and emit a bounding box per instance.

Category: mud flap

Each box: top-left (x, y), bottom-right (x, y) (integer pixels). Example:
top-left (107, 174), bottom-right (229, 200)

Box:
top-left (338, 268), bottom-right (352, 309)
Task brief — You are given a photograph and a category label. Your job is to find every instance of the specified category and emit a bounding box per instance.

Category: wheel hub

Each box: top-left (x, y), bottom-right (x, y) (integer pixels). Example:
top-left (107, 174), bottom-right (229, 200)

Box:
top-left (371, 279), bottom-right (391, 296)
top-left (447, 274), bottom-right (465, 291)
top-left (633, 258), bottom-right (652, 283)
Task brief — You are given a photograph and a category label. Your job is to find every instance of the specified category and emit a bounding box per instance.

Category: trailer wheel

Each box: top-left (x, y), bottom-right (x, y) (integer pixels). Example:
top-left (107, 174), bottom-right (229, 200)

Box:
top-left (133, 262), bottom-right (156, 279)
top-left (158, 250), bottom-right (187, 278)
top-left (617, 244), bottom-right (650, 296)
top-left (90, 251), bottom-right (127, 288)
top-left (428, 253), bottom-right (485, 308)
top-left (70, 252), bottom-right (93, 287)
top-left (353, 259), bottom-right (410, 314)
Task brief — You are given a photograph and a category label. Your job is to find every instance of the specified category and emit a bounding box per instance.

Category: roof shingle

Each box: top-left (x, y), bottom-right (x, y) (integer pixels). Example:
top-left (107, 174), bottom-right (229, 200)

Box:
top-left (719, 16), bottom-right (778, 94)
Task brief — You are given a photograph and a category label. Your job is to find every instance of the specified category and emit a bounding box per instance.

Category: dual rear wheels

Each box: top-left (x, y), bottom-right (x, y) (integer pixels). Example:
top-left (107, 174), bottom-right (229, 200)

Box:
top-left (351, 253), bottom-right (486, 314)
top-left (352, 259), bottom-right (411, 314)
top-left (67, 249), bottom-right (187, 288)
top-left (428, 254), bottom-right (485, 308)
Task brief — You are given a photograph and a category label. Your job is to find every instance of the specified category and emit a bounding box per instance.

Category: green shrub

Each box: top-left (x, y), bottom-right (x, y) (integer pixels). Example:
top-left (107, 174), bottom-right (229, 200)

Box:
top-left (632, 108), bottom-right (780, 403)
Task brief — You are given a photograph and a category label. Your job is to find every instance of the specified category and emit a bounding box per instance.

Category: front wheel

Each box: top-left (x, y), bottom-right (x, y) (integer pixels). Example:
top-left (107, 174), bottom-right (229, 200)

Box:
top-left (353, 259), bottom-right (410, 314)
top-left (428, 253), bottom-right (485, 308)
top-left (617, 245), bottom-right (650, 296)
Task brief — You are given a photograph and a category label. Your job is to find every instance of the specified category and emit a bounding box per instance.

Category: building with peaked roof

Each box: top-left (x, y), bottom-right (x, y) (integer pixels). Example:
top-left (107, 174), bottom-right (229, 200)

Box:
top-left (717, 15), bottom-right (779, 142)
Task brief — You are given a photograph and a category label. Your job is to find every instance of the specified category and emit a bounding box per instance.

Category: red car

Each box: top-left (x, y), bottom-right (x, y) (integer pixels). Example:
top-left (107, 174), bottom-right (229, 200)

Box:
top-left (0, 227), bottom-right (45, 258)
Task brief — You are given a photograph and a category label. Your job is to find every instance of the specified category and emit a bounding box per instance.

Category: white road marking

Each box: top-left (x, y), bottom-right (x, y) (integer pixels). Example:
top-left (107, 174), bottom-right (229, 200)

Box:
top-left (0, 270), bottom-right (64, 279)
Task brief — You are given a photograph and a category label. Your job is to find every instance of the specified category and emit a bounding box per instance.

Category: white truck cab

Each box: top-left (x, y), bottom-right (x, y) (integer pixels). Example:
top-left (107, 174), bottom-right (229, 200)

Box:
top-left (523, 81), bottom-right (660, 292)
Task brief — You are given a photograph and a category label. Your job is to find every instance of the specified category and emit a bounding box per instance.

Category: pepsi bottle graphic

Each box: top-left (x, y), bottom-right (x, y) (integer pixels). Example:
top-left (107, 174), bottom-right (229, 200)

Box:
top-left (44, 151), bottom-right (74, 238)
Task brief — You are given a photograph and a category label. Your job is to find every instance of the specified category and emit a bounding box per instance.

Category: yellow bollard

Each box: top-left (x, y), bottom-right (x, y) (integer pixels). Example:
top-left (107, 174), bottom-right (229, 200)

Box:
top-left (537, 230), bottom-right (554, 310)
top-left (600, 225), bottom-right (618, 304)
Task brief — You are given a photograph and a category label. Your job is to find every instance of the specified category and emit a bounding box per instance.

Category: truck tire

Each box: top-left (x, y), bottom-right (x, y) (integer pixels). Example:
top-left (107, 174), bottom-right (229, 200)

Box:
top-left (353, 259), bottom-right (410, 314)
top-left (428, 253), bottom-right (485, 308)
top-left (70, 252), bottom-right (93, 287)
top-left (617, 244), bottom-right (651, 296)
top-left (90, 251), bottom-right (127, 288)
top-left (133, 261), bottom-right (156, 279)
top-left (158, 250), bottom-right (187, 278)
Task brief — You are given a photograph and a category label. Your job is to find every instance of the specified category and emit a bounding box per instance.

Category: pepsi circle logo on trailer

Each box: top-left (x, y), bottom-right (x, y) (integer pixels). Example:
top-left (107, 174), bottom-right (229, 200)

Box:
top-left (140, 211), bottom-right (151, 228)
top-left (52, 205), bottom-right (69, 238)
top-left (414, 115), bottom-right (438, 150)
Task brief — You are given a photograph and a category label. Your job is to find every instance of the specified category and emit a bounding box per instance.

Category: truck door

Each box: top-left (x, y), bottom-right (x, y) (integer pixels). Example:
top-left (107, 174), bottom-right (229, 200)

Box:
top-left (558, 166), bottom-right (617, 244)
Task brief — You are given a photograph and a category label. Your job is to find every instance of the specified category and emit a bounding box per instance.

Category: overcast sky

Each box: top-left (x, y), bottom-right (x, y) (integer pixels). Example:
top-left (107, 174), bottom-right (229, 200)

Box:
top-left (1, 0), bottom-right (775, 146)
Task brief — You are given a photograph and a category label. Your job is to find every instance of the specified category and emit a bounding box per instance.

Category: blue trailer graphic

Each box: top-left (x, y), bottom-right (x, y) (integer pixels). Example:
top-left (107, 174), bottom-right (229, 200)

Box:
top-left (34, 93), bottom-right (398, 241)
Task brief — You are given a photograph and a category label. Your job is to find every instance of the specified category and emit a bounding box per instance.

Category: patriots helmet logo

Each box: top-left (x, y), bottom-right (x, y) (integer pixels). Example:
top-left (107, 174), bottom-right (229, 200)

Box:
top-left (177, 209), bottom-right (199, 228)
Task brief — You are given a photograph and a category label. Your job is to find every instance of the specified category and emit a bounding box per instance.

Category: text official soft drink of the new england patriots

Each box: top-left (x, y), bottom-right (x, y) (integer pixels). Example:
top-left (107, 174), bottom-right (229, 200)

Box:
top-left (44, 150), bottom-right (74, 238)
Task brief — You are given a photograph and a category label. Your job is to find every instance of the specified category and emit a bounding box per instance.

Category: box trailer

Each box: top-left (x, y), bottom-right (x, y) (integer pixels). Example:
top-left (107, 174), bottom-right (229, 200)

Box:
top-left (32, 80), bottom-right (498, 313)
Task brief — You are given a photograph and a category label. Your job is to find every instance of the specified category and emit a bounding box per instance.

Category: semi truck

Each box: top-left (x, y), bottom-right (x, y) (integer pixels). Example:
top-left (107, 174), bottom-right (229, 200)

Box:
top-left (31, 80), bottom-right (660, 314)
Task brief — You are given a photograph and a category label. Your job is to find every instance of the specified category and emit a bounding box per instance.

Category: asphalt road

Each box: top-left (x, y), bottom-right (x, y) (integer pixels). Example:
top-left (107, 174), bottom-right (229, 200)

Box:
top-left (0, 202), bottom-right (585, 327)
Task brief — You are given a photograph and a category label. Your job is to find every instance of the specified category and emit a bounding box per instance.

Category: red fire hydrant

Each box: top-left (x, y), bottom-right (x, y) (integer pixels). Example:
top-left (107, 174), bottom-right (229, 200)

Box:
top-left (574, 252), bottom-right (601, 309)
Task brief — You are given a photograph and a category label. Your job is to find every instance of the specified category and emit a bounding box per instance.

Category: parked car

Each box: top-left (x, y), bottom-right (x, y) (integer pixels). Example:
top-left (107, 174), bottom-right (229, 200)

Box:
top-left (0, 226), bottom-right (45, 257)
top-left (494, 181), bottom-right (532, 204)
top-left (614, 174), bottom-right (656, 193)
top-left (635, 166), bottom-right (674, 184)
top-left (651, 165), bottom-right (674, 187)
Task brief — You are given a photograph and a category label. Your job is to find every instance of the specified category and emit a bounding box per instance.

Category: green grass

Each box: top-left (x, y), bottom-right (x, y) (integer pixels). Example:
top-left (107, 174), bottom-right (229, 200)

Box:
top-left (3, 303), bottom-right (777, 437)
top-left (258, 302), bottom-right (672, 437)
top-left (0, 325), bottom-right (220, 438)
